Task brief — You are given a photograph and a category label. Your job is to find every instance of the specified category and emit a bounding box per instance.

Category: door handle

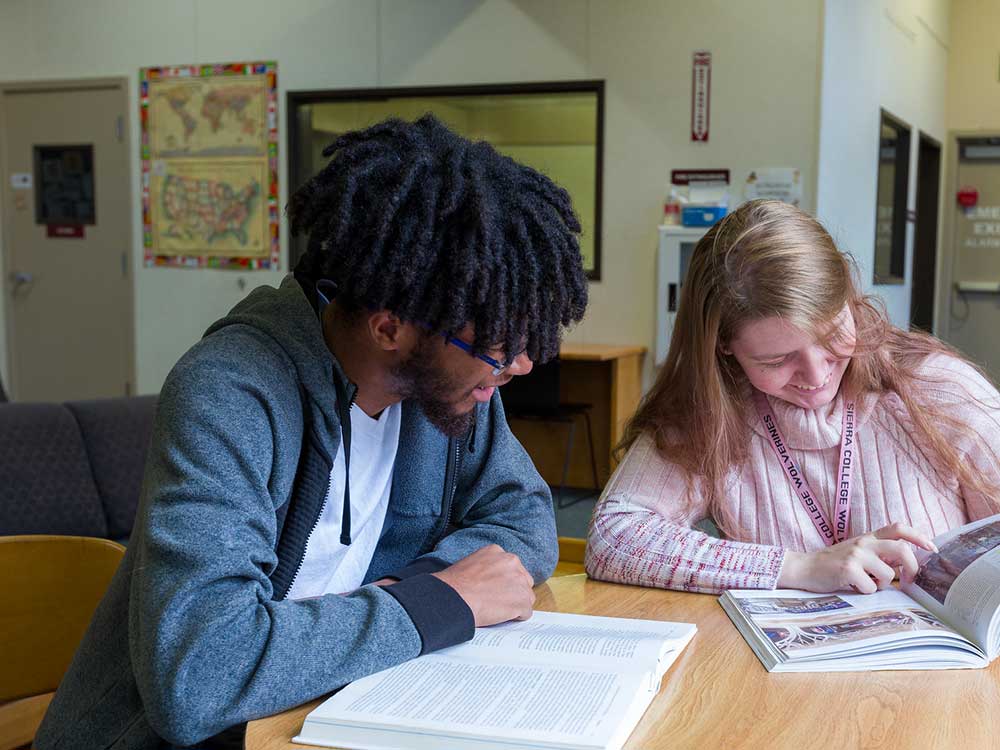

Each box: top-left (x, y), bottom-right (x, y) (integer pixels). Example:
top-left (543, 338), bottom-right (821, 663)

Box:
top-left (9, 271), bottom-right (35, 294)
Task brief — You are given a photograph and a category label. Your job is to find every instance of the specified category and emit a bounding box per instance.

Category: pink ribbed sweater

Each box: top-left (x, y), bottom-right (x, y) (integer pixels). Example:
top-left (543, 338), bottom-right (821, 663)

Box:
top-left (585, 354), bottom-right (1000, 594)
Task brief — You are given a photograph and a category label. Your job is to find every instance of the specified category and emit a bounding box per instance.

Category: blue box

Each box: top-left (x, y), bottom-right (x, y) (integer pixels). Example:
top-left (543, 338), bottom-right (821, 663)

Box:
top-left (681, 205), bottom-right (727, 227)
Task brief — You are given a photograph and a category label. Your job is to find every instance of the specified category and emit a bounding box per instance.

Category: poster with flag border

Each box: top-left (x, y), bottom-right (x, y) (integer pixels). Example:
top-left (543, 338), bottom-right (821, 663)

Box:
top-left (140, 60), bottom-right (279, 269)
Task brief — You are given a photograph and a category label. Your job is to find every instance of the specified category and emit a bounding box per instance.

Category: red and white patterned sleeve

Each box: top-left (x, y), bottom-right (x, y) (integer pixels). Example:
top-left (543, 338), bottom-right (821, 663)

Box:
top-left (585, 432), bottom-right (785, 594)
top-left (914, 354), bottom-right (1000, 522)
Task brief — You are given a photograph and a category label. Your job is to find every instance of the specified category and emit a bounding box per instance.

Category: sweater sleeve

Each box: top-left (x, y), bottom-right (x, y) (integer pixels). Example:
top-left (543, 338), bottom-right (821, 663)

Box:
top-left (585, 432), bottom-right (785, 594)
top-left (915, 354), bottom-right (1000, 521)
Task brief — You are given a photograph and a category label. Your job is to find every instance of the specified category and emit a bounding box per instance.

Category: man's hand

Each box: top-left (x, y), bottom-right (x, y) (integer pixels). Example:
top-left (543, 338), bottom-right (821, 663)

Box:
top-left (431, 544), bottom-right (536, 626)
top-left (779, 523), bottom-right (938, 594)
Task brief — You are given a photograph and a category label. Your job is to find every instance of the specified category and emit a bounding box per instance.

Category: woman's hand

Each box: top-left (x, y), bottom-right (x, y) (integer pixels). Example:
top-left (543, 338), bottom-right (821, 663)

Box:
top-left (778, 523), bottom-right (938, 594)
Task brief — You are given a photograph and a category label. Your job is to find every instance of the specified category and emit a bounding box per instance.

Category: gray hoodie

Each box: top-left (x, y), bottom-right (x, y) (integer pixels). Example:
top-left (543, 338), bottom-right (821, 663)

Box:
top-left (36, 276), bottom-right (557, 749)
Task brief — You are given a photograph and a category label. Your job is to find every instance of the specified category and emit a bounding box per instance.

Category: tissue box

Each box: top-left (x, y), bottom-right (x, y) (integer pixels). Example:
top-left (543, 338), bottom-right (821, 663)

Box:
top-left (681, 205), bottom-right (727, 227)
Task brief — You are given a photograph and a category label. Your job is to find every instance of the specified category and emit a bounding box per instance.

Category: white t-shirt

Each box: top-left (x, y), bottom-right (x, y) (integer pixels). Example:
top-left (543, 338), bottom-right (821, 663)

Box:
top-left (286, 402), bottom-right (401, 599)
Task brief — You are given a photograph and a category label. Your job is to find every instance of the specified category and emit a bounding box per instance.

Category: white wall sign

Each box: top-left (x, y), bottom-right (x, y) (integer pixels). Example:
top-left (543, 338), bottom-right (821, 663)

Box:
top-left (691, 51), bottom-right (711, 142)
top-left (9, 172), bottom-right (32, 189)
top-left (744, 168), bottom-right (802, 206)
top-left (961, 206), bottom-right (1000, 249)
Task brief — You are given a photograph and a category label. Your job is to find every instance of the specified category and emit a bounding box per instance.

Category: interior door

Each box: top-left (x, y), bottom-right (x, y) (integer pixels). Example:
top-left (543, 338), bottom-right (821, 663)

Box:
top-left (945, 137), bottom-right (1000, 381)
top-left (1, 82), bottom-right (134, 401)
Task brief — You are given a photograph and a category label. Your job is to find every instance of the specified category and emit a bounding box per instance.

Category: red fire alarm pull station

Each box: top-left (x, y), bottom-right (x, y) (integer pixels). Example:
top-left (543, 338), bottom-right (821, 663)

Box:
top-left (957, 186), bottom-right (979, 208)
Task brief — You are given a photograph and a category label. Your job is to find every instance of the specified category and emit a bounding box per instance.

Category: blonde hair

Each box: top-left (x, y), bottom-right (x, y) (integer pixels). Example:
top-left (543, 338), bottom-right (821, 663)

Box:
top-left (622, 199), bottom-right (997, 534)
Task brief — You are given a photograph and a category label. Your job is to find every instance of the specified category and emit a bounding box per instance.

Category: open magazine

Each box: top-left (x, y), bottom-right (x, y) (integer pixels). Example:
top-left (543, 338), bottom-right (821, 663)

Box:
top-left (293, 610), bottom-right (696, 750)
top-left (720, 514), bottom-right (1000, 672)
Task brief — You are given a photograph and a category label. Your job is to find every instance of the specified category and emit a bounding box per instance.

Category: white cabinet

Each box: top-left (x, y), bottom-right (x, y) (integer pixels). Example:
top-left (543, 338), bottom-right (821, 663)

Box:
top-left (656, 225), bottom-right (709, 365)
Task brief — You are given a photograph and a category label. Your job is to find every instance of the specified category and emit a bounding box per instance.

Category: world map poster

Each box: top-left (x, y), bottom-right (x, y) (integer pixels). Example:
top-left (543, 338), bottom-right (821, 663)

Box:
top-left (140, 61), bottom-right (278, 268)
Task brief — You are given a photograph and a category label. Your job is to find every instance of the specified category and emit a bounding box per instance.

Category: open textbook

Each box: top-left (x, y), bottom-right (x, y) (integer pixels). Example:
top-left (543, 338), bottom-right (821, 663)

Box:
top-left (292, 610), bottom-right (696, 750)
top-left (720, 513), bottom-right (1000, 672)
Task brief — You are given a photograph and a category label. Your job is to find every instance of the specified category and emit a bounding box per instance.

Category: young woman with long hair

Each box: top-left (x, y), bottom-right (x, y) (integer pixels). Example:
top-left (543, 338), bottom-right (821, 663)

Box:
top-left (586, 199), bottom-right (1000, 594)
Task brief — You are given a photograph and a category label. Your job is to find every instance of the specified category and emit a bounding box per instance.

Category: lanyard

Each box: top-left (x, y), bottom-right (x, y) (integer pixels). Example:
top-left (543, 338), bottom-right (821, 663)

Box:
top-left (752, 390), bottom-right (856, 545)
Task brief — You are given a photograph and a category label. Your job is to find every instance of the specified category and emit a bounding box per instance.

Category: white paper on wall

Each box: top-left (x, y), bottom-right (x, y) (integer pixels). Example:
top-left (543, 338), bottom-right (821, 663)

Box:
top-left (744, 168), bottom-right (802, 207)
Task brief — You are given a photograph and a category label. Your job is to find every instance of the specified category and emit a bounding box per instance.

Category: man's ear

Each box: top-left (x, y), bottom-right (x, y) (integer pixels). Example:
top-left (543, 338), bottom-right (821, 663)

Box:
top-left (368, 311), bottom-right (416, 353)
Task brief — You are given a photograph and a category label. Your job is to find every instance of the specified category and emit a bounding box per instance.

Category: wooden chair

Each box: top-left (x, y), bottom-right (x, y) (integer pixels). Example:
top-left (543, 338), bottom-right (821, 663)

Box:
top-left (552, 536), bottom-right (586, 577)
top-left (0, 535), bottom-right (125, 750)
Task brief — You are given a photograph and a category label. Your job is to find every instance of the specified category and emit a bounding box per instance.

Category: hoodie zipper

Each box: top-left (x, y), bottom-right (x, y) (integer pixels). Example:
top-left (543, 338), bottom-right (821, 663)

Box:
top-left (283, 468), bottom-right (334, 599)
top-left (435, 406), bottom-right (480, 547)
top-left (415, 436), bottom-right (461, 557)
top-left (283, 385), bottom-right (357, 597)
top-left (445, 438), bottom-right (461, 528)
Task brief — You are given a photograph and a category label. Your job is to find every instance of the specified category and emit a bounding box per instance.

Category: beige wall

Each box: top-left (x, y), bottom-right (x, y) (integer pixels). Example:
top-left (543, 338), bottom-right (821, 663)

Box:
top-left (939, 0), bottom-right (1000, 372)
top-left (948, 0), bottom-right (1000, 130)
top-left (0, 0), bottom-right (824, 394)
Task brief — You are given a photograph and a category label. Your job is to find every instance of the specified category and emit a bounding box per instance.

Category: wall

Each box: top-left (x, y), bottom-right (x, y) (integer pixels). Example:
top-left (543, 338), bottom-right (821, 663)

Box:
top-left (937, 0), bottom-right (1000, 373)
top-left (948, 0), bottom-right (1000, 129)
top-left (816, 0), bottom-right (950, 328)
top-left (0, 0), bottom-right (824, 394)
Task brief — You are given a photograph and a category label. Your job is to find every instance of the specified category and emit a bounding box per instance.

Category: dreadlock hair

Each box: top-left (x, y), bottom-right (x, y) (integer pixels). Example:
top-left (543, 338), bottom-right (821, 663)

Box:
top-left (287, 114), bottom-right (589, 364)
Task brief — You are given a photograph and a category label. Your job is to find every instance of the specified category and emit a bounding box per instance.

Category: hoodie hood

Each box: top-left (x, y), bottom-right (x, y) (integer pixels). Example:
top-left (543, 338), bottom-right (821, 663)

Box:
top-left (204, 274), bottom-right (358, 546)
top-left (203, 275), bottom-right (354, 438)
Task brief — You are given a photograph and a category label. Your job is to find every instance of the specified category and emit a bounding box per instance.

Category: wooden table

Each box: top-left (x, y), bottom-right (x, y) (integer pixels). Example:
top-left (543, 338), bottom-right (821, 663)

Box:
top-left (507, 343), bottom-right (645, 488)
top-left (246, 574), bottom-right (998, 748)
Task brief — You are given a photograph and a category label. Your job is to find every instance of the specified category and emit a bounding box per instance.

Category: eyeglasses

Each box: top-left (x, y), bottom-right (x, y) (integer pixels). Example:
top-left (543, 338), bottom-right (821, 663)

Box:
top-left (442, 334), bottom-right (525, 376)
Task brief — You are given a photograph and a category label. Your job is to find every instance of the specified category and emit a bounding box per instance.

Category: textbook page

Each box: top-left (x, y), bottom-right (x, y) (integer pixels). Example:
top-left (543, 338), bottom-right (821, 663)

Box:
top-left (294, 655), bottom-right (661, 750)
top-left (441, 610), bottom-right (696, 681)
top-left (293, 612), bottom-right (696, 750)
top-left (904, 514), bottom-right (1000, 656)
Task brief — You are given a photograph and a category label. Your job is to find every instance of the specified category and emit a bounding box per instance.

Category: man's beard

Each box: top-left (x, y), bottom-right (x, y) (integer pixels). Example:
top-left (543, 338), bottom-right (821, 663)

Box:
top-left (390, 338), bottom-right (477, 438)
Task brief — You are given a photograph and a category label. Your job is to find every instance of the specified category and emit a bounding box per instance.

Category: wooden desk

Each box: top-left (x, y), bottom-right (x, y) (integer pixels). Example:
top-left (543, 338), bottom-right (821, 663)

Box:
top-left (507, 343), bottom-right (646, 488)
top-left (246, 575), bottom-right (998, 748)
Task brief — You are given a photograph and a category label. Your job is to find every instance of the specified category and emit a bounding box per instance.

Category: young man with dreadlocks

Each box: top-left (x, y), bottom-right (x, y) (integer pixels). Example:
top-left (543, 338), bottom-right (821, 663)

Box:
top-left (37, 115), bottom-right (589, 750)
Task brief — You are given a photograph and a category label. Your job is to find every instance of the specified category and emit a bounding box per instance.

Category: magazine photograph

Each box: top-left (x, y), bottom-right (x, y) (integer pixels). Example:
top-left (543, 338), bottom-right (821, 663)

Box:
top-left (720, 514), bottom-right (1000, 672)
